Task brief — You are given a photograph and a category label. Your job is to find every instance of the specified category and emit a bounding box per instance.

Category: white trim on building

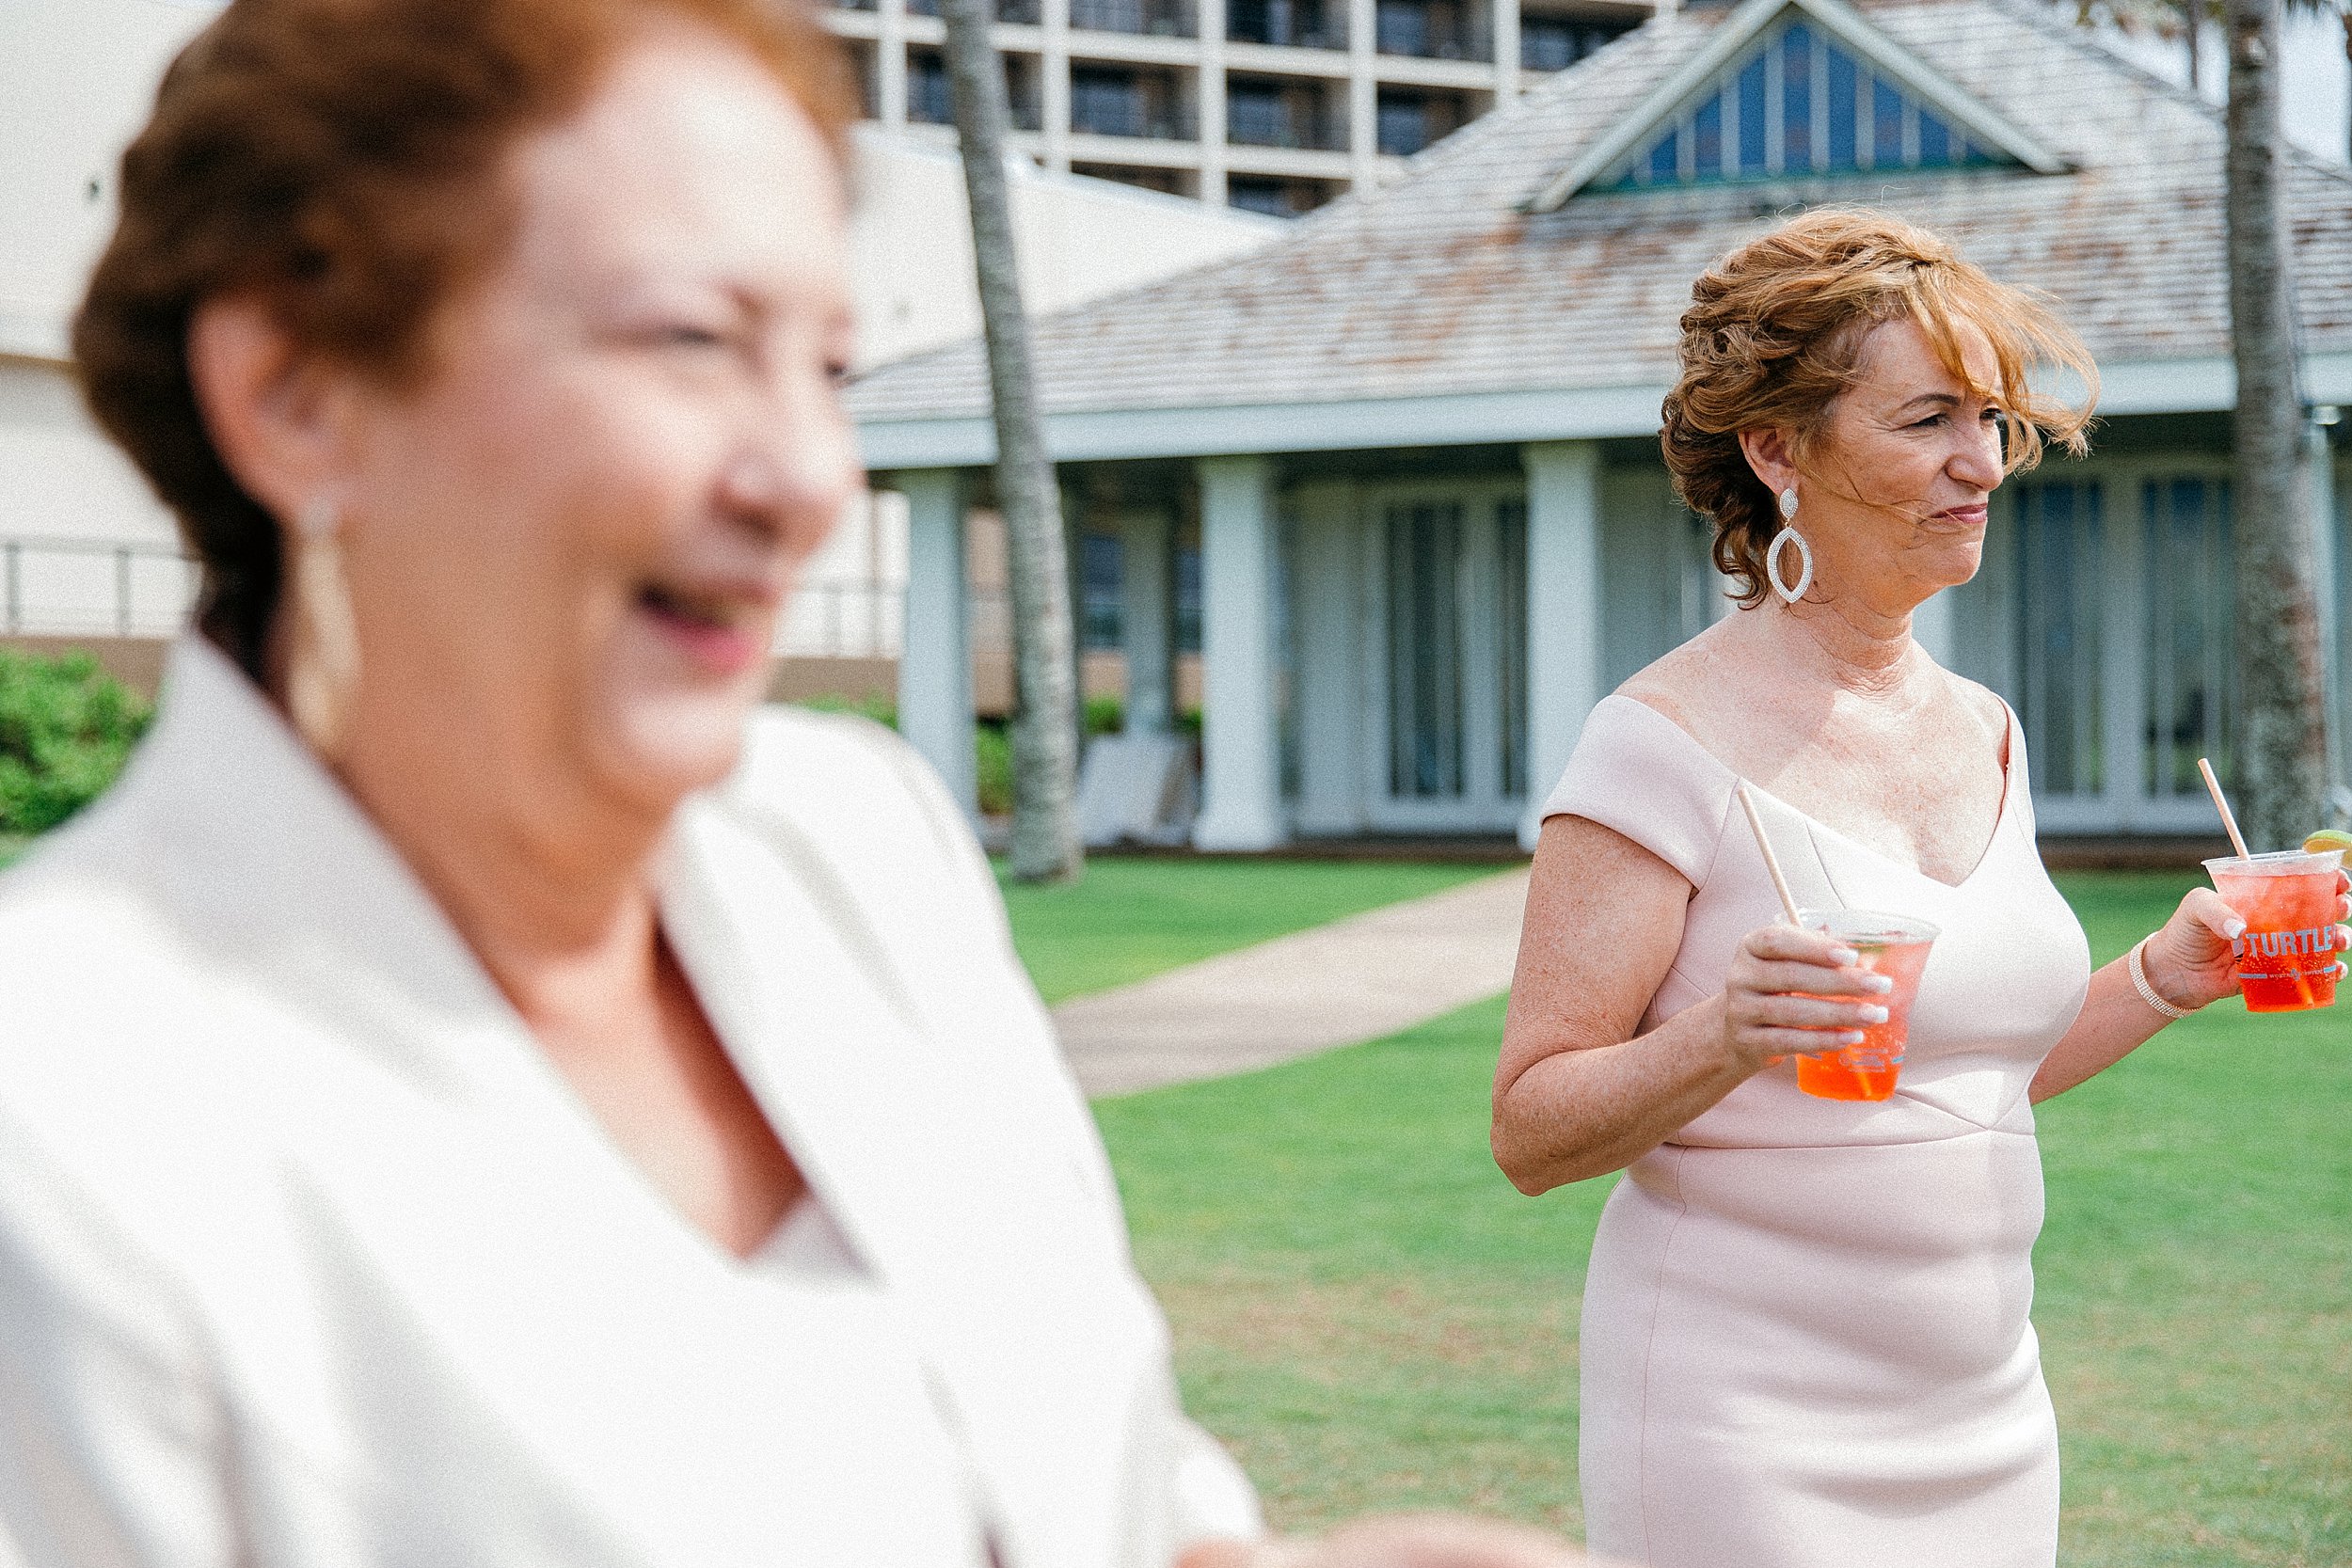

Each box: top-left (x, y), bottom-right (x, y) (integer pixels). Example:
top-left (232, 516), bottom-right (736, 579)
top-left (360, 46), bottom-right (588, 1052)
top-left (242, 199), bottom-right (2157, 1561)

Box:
top-left (857, 353), bottom-right (2352, 469)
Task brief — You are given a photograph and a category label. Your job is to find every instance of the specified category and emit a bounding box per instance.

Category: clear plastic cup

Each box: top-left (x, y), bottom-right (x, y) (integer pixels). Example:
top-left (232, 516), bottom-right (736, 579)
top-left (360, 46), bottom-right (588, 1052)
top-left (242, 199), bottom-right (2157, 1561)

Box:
top-left (2202, 848), bottom-right (2345, 1013)
top-left (1792, 910), bottom-right (1940, 1101)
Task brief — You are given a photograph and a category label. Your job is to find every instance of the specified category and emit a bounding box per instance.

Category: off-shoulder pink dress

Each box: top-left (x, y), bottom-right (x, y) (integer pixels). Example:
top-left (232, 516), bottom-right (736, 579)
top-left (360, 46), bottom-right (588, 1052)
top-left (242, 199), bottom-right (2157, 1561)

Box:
top-left (1543, 694), bottom-right (2092, 1568)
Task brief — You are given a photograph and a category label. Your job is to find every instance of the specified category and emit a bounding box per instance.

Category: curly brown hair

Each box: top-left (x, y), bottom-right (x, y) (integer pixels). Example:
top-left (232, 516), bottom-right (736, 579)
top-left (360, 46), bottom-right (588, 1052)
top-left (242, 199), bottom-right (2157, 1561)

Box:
top-left (1659, 210), bottom-right (2097, 607)
top-left (72, 0), bottom-right (857, 677)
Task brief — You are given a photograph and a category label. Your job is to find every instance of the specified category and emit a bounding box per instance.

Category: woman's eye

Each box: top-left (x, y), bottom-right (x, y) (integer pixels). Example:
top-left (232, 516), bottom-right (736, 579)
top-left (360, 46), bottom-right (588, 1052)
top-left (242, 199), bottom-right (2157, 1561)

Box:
top-left (661, 324), bottom-right (729, 349)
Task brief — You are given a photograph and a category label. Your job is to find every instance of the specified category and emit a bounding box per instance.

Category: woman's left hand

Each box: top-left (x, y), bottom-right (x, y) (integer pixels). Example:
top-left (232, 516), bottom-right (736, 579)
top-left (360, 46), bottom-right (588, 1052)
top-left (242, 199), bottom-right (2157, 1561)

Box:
top-left (2140, 870), bottom-right (2352, 1014)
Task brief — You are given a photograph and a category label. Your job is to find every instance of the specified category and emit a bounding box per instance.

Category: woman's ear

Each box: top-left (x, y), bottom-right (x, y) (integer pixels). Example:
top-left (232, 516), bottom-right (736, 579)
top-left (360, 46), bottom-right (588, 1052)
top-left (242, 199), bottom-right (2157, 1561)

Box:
top-left (1737, 427), bottom-right (1800, 501)
top-left (185, 298), bottom-right (360, 528)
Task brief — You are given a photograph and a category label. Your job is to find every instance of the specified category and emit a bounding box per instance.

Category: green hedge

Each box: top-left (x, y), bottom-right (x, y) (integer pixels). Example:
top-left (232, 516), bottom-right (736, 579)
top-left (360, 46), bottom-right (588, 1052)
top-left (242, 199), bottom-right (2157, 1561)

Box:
top-left (0, 651), bottom-right (152, 835)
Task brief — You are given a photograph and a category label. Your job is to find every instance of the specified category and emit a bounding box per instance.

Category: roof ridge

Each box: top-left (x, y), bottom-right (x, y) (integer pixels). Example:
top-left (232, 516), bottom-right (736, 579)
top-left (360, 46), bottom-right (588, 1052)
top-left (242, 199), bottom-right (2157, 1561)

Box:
top-left (1994, 0), bottom-right (2220, 119)
top-left (1987, 0), bottom-right (2352, 190)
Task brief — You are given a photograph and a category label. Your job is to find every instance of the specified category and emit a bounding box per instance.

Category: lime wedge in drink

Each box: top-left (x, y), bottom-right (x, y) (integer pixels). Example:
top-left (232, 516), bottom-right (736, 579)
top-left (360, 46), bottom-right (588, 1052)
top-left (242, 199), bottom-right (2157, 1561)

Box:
top-left (2302, 829), bottom-right (2352, 856)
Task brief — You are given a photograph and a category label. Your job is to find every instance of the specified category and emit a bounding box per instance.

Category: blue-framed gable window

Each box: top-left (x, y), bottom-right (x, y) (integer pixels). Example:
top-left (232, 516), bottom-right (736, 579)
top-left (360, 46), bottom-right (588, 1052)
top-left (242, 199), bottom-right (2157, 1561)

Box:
top-left (1603, 17), bottom-right (2011, 189)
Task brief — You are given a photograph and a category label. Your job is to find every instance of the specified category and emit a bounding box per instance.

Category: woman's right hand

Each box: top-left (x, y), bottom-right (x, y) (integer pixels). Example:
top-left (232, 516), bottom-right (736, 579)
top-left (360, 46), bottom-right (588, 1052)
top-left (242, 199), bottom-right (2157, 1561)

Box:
top-left (1721, 923), bottom-right (1897, 1073)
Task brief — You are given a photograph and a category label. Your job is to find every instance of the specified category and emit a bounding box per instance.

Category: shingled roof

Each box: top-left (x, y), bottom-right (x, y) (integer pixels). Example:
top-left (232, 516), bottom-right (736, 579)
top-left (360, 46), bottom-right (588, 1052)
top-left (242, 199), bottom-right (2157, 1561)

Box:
top-left (846, 0), bottom-right (2352, 444)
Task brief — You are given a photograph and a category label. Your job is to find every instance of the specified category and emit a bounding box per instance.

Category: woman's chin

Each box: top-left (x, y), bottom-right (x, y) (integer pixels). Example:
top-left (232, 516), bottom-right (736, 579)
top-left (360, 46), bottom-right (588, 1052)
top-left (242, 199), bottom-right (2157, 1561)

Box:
top-left (589, 684), bottom-right (764, 815)
top-left (1919, 546), bottom-right (1985, 595)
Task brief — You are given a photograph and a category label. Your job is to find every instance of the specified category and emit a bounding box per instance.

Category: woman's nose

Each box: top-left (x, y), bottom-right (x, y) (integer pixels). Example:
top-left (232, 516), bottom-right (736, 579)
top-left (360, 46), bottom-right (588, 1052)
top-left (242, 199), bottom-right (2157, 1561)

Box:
top-left (1950, 422), bottom-right (2003, 489)
top-left (723, 380), bottom-right (859, 523)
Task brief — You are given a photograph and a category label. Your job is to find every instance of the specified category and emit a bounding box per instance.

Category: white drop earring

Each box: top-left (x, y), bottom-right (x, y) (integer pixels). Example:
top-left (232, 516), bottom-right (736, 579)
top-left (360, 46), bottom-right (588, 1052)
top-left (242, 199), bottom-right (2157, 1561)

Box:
top-left (1765, 487), bottom-right (1812, 605)
top-left (285, 493), bottom-right (359, 756)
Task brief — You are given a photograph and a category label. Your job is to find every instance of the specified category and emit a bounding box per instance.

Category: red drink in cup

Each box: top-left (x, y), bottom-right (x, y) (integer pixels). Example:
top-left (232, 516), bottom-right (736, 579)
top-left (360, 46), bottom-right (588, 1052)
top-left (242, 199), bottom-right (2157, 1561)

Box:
top-left (2203, 849), bottom-right (2345, 1012)
top-left (1793, 911), bottom-right (1939, 1101)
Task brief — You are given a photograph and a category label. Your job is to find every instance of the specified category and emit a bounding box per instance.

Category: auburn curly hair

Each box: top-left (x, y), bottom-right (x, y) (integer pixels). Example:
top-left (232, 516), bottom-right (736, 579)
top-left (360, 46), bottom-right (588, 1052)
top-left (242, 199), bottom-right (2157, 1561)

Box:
top-left (1660, 210), bottom-right (2097, 607)
top-left (72, 0), bottom-right (856, 678)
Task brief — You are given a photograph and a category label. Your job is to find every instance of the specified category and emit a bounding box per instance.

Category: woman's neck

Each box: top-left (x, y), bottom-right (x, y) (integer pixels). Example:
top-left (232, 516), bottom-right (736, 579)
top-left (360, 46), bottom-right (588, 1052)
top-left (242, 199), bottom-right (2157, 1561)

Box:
top-left (335, 721), bottom-right (674, 1026)
top-left (1766, 585), bottom-right (1925, 697)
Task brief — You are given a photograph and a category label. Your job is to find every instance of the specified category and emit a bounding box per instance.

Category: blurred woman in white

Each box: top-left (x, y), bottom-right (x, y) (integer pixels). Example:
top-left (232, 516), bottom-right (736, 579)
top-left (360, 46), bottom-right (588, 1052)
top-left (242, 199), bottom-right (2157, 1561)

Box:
top-left (0, 2), bottom-right (1592, 1564)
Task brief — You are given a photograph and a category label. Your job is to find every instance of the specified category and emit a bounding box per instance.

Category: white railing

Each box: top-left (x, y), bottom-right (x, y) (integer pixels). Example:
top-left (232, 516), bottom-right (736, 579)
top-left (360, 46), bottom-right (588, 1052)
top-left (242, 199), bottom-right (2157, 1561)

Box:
top-left (0, 541), bottom-right (920, 661)
top-left (1, 536), bottom-right (198, 639)
top-left (776, 579), bottom-right (907, 659)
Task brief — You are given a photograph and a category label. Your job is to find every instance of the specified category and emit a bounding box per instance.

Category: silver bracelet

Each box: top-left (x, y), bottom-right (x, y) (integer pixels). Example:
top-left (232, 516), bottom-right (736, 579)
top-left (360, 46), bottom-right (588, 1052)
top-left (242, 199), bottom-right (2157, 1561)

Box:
top-left (2129, 936), bottom-right (2196, 1022)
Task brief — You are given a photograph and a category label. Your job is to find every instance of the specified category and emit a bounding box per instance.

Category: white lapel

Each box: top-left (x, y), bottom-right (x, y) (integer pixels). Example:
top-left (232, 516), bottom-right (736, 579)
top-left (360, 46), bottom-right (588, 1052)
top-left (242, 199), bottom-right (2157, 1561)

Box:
top-left (661, 800), bottom-right (1182, 1568)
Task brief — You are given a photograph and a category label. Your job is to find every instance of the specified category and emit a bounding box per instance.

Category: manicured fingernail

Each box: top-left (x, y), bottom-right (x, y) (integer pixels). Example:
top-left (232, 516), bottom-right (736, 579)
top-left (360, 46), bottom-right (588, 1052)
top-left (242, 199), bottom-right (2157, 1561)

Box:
top-left (1830, 946), bottom-right (1860, 966)
top-left (1842, 1031), bottom-right (1867, 1044)
top-left (2223, 919), bottom-right (2248, 939)
top-left (1859, 1005), bottom-right (1889, 1023)
top-left (1864, 974), bottom-right (1895, 993)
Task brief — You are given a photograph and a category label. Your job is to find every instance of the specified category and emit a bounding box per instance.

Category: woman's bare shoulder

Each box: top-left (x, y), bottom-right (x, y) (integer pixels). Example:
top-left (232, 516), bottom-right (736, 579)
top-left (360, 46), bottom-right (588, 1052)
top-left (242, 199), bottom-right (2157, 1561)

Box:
top-left (1938, 666), bottom-right (2012, 739)
top-left (1613, 618), bottom-right (1748, 736)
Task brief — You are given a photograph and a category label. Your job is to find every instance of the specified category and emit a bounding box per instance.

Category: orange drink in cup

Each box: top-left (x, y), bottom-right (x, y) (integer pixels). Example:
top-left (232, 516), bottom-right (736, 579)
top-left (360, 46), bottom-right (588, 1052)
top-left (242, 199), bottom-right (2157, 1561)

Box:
top-left (2203, 849), bottom-right (2345, 1012)
top-left (1794, 911), bottom-right (1939, 1101)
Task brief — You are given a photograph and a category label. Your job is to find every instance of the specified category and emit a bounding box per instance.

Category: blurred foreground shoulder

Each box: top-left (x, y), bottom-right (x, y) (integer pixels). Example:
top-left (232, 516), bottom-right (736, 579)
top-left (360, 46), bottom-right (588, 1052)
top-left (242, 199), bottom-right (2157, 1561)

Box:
top-left (0, 804), bottom-right (249, 1568)
top-left (726, 705), bottom-right (995, 907)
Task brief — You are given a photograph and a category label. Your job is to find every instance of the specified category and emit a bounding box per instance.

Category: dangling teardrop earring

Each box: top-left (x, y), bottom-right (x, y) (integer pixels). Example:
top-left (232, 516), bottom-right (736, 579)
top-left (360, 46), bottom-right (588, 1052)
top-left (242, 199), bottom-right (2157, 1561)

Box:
top-left (285, 494), bottom-right (358, 757)
top-left (1765, 487), bottom-right (1813, 606)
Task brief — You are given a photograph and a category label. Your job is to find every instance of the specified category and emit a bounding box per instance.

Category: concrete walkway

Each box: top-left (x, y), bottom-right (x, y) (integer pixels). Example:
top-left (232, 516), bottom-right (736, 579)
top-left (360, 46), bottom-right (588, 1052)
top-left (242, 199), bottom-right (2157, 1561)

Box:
top-left (1050, 868), bottom-right (1532, 1097)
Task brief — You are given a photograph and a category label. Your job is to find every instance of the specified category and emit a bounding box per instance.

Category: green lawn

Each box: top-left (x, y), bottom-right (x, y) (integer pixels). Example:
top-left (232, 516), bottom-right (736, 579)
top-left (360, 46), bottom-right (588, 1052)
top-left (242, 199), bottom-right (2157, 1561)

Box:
top-left (1062, 869), bottom-right (2351, 1566)
top-left (994, 855), bottom-right (1501, 1004)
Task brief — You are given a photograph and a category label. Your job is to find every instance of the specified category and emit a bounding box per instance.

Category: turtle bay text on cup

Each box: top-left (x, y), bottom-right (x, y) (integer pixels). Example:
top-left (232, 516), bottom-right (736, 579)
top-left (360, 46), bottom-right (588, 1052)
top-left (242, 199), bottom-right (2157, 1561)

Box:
top-left (2231, 927), bottom-right (2336, 958)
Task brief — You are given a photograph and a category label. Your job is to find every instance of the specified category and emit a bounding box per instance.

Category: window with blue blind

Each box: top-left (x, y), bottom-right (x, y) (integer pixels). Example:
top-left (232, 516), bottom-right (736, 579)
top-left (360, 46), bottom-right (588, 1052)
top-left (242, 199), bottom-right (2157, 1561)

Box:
top-left (1601, 18), bottom-right (2010, 189)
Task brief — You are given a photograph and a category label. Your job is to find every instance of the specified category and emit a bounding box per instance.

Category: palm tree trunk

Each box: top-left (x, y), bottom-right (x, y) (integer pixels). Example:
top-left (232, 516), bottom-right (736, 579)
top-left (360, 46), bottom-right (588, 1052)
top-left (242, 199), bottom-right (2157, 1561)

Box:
top-left (938, 0), bottom-right (1083, 882)
top-left (2224, 0), bottom-right (2329, 847)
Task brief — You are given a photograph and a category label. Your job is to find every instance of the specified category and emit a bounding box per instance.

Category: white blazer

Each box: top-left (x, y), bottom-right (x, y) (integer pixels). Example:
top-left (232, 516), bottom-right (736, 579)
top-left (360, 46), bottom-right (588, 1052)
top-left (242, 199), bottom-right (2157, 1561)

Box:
top-left (0, 638), bottom-right (1260, 1568)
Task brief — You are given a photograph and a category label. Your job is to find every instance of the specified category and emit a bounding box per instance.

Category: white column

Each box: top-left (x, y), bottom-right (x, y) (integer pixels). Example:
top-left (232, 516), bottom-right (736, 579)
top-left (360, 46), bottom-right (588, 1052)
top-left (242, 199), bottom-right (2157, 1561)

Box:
top-left (1346, 0), bottom-right (1376, 190)
top-left (2312, 425), bottom-right (2344, 791)
top-left (879, 0), bottom-right (909, 128)
top-left (1042, 0), bottom-right (1072, 171)
top-left (897, 470), bottom-right (976, 816)
top-left (1120, 505), bottom-right (1176, 735)
top-left (1291, 481), bottom-right (1362, 833)
top-left (1194, 455), bottom-right (1285, 848)
top-left (1063, 483), bottom-right (1089, 763)
top-left (1199, 0), bottom-right (1230, 204)
top-left (1491, 0), bottom-right (1519, 97)
top-left (1520, 440), bottom-right (1602, 850)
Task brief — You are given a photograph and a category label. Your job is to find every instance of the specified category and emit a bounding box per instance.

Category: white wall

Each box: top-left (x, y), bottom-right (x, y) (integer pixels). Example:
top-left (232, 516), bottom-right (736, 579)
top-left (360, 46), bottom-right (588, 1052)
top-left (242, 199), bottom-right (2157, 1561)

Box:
top-left (1, 0), bottom-right (227, 361)
top-left (0, 0), bottom-right (217, 628)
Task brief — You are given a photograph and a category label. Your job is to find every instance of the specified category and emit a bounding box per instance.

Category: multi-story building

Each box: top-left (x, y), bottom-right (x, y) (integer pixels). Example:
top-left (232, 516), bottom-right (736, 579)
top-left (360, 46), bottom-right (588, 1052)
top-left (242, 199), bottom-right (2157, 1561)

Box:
top-left (821, 0), bottom-right (1653, 214)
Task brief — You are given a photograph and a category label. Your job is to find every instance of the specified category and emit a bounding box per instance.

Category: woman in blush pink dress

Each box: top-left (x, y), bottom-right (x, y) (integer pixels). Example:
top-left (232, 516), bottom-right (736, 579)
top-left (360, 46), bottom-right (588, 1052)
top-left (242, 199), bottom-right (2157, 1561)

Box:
top-left (1490, 212), bottom-right (2349, 1568)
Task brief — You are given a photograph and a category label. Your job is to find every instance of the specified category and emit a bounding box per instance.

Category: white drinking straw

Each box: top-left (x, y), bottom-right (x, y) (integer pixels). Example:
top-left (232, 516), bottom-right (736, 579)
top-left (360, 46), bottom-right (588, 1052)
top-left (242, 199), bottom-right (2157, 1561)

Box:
top-left (2197, 756), bottom-right (2253, 859)
top-left (1736, 781), bottom-right (1805, 927)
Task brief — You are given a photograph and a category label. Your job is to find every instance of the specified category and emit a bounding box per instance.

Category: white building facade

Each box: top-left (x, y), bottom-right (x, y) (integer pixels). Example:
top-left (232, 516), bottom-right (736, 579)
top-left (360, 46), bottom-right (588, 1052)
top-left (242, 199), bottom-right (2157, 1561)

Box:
top-left (822, 0), bottom-right (1651, 215)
